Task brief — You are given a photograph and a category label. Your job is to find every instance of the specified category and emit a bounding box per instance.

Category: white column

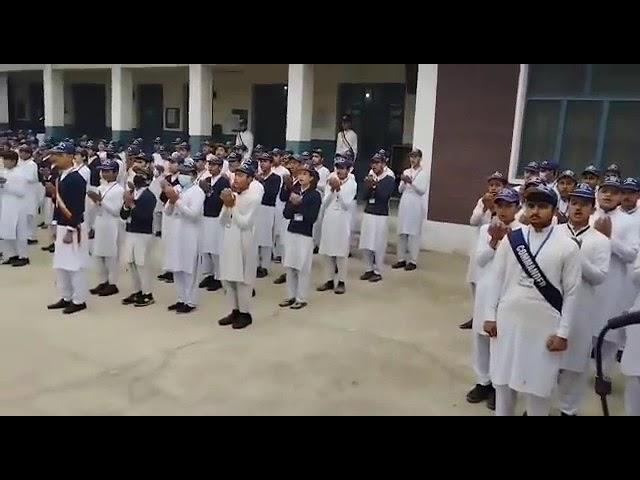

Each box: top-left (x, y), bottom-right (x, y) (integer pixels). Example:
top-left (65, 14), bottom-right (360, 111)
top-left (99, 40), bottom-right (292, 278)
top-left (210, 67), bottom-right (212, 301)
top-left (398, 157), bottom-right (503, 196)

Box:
top-left (411, 64), bottom-right (439, 249)
top-left (285, 64), bottom-right (314, 152)
top-left (43, 64), bottom-right (65, 137)
top-left (111, 65), bottom-right (134, 143)
top-left (0, 73), bottom-right (8, 126)
top-left (188, 64), bottom-right (213, 152)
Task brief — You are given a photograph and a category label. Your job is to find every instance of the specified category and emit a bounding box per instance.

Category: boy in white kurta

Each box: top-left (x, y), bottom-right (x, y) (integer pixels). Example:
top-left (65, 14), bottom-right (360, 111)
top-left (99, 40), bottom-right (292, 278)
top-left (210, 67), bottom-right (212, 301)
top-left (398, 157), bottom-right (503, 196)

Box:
top-left (17, 145), bottom-right (40, 245)
top-left (556, 184), bottom-right (611, 416)
top-left (484, 185), bottom-right (581, 416)
top-left (393, 149), bottom-right (428, 271)
top-left (0, 150), bottom-right (30, 267)
top-left (589, 176), bottom-right (639, 381)
top-left (87, 160), bottom-right (125, 297)
top-left (317, 156), bottom-right (357, 295)
top-left (554, 170), bottom-right (578, 223)
top-left (623, 257), bottom-right (640, 416)
top-left (619, 177), bottom-right (640, 309)
top-left (311, 149), bottom-right (330, 253)
top-left (466, 188), bottom-right (521, 411)
top-left (163, 161), bottom-right (206, 314)
top-left (255, 153), bottom-right (283, 278)
top-left (218, 163), bottom-right (262, 330)
top-left (271, 149), bottom-right (290, 263)
top-left (335, 114), bottom-right (358, 160)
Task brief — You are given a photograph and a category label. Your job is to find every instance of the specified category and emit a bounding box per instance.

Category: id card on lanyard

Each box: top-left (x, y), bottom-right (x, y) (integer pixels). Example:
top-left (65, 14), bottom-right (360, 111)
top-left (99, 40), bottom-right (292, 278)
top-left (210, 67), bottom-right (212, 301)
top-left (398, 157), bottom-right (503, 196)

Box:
top-left (518, 227), bottom-right (554, 288)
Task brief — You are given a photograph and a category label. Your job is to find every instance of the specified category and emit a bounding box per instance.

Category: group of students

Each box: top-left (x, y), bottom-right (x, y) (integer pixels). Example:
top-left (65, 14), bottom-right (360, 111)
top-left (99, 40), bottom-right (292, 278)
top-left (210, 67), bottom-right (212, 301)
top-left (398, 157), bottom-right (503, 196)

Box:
top-left (464, 159), bottom-right (640, 416)
top-left (0, 130), bottom-right (429, 332)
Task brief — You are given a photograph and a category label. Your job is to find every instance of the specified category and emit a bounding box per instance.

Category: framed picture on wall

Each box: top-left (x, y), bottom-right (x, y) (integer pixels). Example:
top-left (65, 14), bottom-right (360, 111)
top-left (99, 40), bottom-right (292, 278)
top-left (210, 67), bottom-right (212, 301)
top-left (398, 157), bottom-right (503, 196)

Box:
top-left (165, 108), bottom-right (180, 129)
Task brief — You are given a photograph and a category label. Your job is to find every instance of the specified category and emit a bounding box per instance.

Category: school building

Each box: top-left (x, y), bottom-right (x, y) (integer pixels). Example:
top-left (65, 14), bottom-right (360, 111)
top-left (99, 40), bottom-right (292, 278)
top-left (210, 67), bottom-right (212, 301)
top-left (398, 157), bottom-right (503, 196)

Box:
top-left (1, 64), bottom-right (638, 255)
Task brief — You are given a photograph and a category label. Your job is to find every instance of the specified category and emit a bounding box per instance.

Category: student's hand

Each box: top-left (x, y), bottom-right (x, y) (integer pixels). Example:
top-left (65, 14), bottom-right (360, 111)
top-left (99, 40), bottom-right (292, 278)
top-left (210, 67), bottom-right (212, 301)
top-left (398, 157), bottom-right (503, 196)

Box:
top-left (546, 335), bottom-right (568, 352)
top-left (364, 175), bottom-right (375, 188)
top-left (481, 192), bottom-right (495, 211)
top-left (63, 230), bottom-right (74, 244)
top-left (0, 176), bottom-right (6, 185)
top-left (220, 189), bottom-right (235, 208)
top-left (401, 174), bottom-right (412, 184)
top-left (255, 172), bottom-right (264, 182)
top-left (594, 216), bottom-right (612, 238)
top-left (483, 321), bottom-right (497, 338)
top-left (88, 229), bottom-right (95, 240)
top-left (155, 164), bottom-right (165, 175)
top-left (87, 191), bottom-right (102, 204)
top-left (123, 190), bottom-right (135, 209)
top-left (283, 174), bottom-right (293, 190)
top-left (328, 176), bottom-right (341, 192)
top-left (40, 167), bottom-right (51, 178)
top-left (199, 177), bottom-right (212, 194)
top-left (159, 179), bottom-right (169, 190)
top-left (289, 192), bottom-right (303, 205)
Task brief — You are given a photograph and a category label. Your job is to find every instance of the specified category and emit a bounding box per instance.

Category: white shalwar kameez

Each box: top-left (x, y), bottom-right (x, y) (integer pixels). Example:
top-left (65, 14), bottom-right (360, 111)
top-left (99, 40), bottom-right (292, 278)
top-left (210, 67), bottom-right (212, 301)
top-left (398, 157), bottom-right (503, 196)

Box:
top-left (16, 156), bottom-right (40, 241)
top-left (92, 182), bottom-right (125, 286)
top-left (397, 167), bottom-right (428, 266)
top-left (272, 165), bottom-right (289, 258)
top-left (0, 168), bottom-right (29, 259)
top-left (622, 255), bottom-right (640, 415)
top-left (466, 198), bottom-right (494, 286)
top-left (312, 164), bottom-right (331, 248)
top-left (485, 225), bottom-right (580, 416)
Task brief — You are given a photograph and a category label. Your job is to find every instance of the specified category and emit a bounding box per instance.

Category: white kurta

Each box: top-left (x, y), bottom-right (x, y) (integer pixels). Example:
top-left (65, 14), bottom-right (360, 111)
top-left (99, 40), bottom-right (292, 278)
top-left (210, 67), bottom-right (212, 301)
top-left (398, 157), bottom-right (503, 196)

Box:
top-left (16, 158), bottom-right (39, 216)
top-left (273, 165), bottom-right (289, 243)
top-left (219, 188), bottom-right (261, 286)
top-left (589, 208), bottom-right (640, 343)
top-left (284, 231), bottom-right (314, 271)
top-left (623, 258), bottom-right (640, 377)
top-left (359, 214), bottom-right (388, 252)
top-left (319, 176), bottom-right (357, 258)
top-left (163, 184), bottom-right (205, 274)
top-left (621, 207), bottom-right (640, 309)
top-left (557, 224), bottom-right (611, 373)
top-left (92, 182), bottom-right (125, 258)
top-left (485, 225), bottom-right (581, 398)
top-left (467, 197), bottom-right (495, 284)
top-left (336, 129), bottom-right (358, 158)
top-left (397, 167), bottom-right (427, 236)
top-left (0, 169), bottom-right (29, 240)
top-left (235, 130), bottom-right (254, 161)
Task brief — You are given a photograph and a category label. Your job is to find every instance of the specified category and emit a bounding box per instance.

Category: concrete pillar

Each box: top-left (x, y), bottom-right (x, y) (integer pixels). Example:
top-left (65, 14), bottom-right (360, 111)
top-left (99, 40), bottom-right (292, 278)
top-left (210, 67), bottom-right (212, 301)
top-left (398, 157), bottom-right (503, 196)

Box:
top-left (285, 64), bottom-right (314, 153)
top-left (188, 64), bottom-right (213, 153)
top-left (410, 64), bottom-right (439, 249)
top-left (0, 73), bottom-right (8, 129)
top-left (43, 64), bottom-right (66, 139)
top-left (111, 65), bottom-right (134, 144)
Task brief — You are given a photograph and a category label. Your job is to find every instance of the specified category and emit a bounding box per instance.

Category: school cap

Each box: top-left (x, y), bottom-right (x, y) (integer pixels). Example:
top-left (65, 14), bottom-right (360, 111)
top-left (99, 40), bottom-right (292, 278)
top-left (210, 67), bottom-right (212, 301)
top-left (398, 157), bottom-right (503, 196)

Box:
top-left (312, 148), bottom-right (325, 157)
top-left (97, 159), bottom-right (120, 171)
top-left (582, 164), bottom-right (601, 177)
top-left (153, 137), bottom-right (162, 144)
top-left (271, 148), bottom-right (284, 156)
top-left (524, 161), bottom-right (540, 173)
top-left (169, 152), bottom-right (183, 163)
top-left (334, 154), bottom-right (352, 169)
top-left (300, 151), bottom-right (311, 161)
top-left (258, 152), bottom-right (273, 162)
top-left (85, 140), bottom-right (96, 149)
top-left (253, 144), bottom-right (266, 154)
top-left (178, 142), bottom-right (191, 150)
top-left (50, 142), bottom-right (76, 155)
top-left (621, 177), bottom-right (640, 192)
top-left (134, 152), bottom-right (151, 163)
top-left (172, 137), bottom-right (183, 145)
top-left (192, 152), bottom-right (205, 162)
top-left (18, 144), bottom-right (32, 154)
top-left (539, 160), bottom-right (559, 171)
top-left (298, 162), bottom-right (320, 181)
top-left (524, 177), bottom-right (543, 189)
top-left (178, 158), bottom-right (196, 174)
top-left (341, 114), bottom-right (352, 122)
top-left (557, 169), bottom-right (577, 182)
top-left (370, 152), bottom-right (387, 163)
top-left (409, 149), bottom-right (423, 158)
top-left (570, 183), bottom-right (596, 200)
top-left (487, 171), bottom-right (507, 184)
top-left (234, 144), bottom-right (248, 152)
top-left (227, 152), bottom-right (242, 162)
top-left (523, 184), bottom-right (558, 208)
top-left (236, 161), bottom-right (255, 177)
top-left (288, 154), bottom-right (302, 163)
top-left (494, 188), bottom-right (520, 204)
top-left (207, 155), bottom-right (224, 166)
top-left (600, 175), bottom-right (622, 189)
top-left (127, 145), bottom-right (141, 156)
top-left (605, 163), bottom-right (621, 175)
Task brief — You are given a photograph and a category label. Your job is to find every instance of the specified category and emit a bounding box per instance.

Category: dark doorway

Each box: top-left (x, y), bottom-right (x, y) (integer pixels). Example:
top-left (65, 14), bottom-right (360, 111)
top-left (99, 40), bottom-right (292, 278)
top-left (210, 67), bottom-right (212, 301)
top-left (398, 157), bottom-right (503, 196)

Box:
top-left (139, 84), bottom-right (164, 141)
top-left (72, 84), bottom-right (107, 139)
top-left (253, 84), bottom-right (288, 149)
top-left (337, 83), bottom-right (406, 186)
top-left (29, 82), bottom-right (44, 132)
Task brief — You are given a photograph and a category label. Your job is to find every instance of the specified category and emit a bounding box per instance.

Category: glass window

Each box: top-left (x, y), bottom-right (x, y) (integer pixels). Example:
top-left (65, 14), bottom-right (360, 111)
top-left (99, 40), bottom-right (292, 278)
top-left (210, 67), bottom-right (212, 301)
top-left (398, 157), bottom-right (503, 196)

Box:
top-left (518, 100), bottom-right (561, 174)
top-left (592, 64), bottom-right (640, 97)
top-left (603, 101), bottom-right (640, 177)
top-left (559, 101), bottom-right (602, 173)
top-left (527, 64), bottom-right (586, 97)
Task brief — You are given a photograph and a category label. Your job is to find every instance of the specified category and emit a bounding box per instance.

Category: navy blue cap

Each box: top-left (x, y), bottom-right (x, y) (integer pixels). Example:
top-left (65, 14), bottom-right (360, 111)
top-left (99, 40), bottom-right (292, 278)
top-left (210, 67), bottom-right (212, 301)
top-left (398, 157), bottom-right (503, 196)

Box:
top-left (600, 175), bottom-right (622, 189)
top-left (539, 160), bottom-right (559, 171)
top-left (172, 137), bottom-right (183, 145)
top-left (97, 159), bottom-right (120, 171)
top-left (524, 184), bottom-right (558, 208)
top-left (312, 148), bottom-right (324, 157)
top-left (370, 152), bottom-right (387, 163)
top-left (271, 148), bottom-right (284, 156)
top-left (236, 161), bottom-right (255, 177)
top-left (178, 142), bottom-right (191, 150)
top-left (570, 183), bottom-right (596, 200)
top-left (524, 177), bottom-right (543, 189)
top-left (193, 152), bottom-right (205, 162)
top-left (376, 149), bottom-right (389, 159)
top-left (50, 142), bottom-right (76, 155)
top-left (299, 162), bottom-right (320, 181)
top-left (127, 145), bottom-right (141, 156)
top-left (334, 154), bottom-right (352, 169)
top-left (234, 144), bottom-right (248, 152)
top-left (341, 114), bottom-right (352, 122)
top-left (207, 155), bottom-right (224, 166)
top-left (300, 151), bottom-right (311, 160)
top-left (258, 152), bottom-right (273, 162)
top-left (159, 145), bottom-right (166, 153)
top-left (621, 177), bottom-right (640, 192)
top-left (153, 137), bottom-right (162, 144)
top-left (524, 161), bottom-right (540, 173)
top-left (487, 171), bottom-right (507, 184)
top-left (409, 149), bottom-right (423, 158)
top-left (558, 169), bottom-right (577, 182)
top-left (582, 165), bottom-right (601, 177)
top-left (85, 140), bottom-right (96, 149)
top-left (227, 152), bottom-right (241, 163)
top-left (178, 158), bottom-right (196, 174)
top-left (134, 152), bottom-right (150, 162)
top-left (494, 188), bottom-right (520, 204)
top-left (253, 144), bottom-right (265, 153)
top-left (288, 153), bottom-right (302, 163)
top-left (606, 164), bottom-right (621, 174)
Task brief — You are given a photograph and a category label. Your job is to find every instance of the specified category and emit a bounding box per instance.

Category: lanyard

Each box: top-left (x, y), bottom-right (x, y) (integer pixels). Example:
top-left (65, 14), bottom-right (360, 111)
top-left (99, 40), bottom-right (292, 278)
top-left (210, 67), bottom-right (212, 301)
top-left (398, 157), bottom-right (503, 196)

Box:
top-left (568, 224), bottom-right (590, 238)
top-left (526, 226), bottom-right (554, 259)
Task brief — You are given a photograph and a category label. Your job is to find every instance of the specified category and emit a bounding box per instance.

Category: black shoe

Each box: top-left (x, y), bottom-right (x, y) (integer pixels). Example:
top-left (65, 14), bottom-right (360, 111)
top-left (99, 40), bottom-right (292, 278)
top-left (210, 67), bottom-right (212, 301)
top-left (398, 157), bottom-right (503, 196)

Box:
top-left (90, 282), bottom-right (109, 295)
top-left (487, 389), bottom-right (496, 411)
top-left (560, 411), bottom-right (577, 417)
top-left (334, 282), bottom-right (346, 295)
top-left (616, 349), bottom-right (624, 363)
top-left (273, 273), bottom-right (287, 284)
top-left (47, 299), bottom-right (71, 310)
top-left (232, 312), bottom-right (253, 330)
top-left (98, 284), bottom-right (119, 297)
top-left (134, 294), bottom-right (155, 307)
top-left (317, 281), bottom-right (334, 292)
top-left (2, 256), bottom-right (18, 265)
top-left (256, 267), bottom-right (268, 278)
top-left (391, 261), bottom-right (406, 269)
top-left (38, 222), bottom-right (46, 228)
top-left (291, 301), bottom-right (308, 310)
top-left (313, 246), bottom-right (319, 254)
top-left (219, 309), bottom-right (240, 326)
top-left (273, 256), bottom-right (282, 264)
top-left (404, 263), bottom-right (417, 271)
top-left (199, 275), bottom-right (215, 289)
top-left (41, 243), bottom-right (54, 251)
top-left (155, 231), bottom-right (162, 238)
top-left (252, 289), bottom-right (256, 297)
top-left (168, 302), bottom-right (185, 311)
top-left (12, 258), bottom-right (30, 267)
top-left (176, 304), bottom-right (196, 314)
top-left (122, 291), bottom-right (142, 305)
top-left (279, 298), bottom-right (296, 308)
top-left (459, 319), bottom-right (473, 330)
top-left (207, 279), bottom-right (223, 292)
top-left (157, 271), bottom-right (172, 281)
top-left (48, 244), bottom-right (55, 253)
top-left (63, 302), bottom-right (87, 315)
top-left (368, 273), bottom-right (382, 283)
top-left (27, 239), bottom-right (38, 245)
top-left (360, 271), bottom-right (374, 281)
top-left (466, 383), bottom-right (494, 404)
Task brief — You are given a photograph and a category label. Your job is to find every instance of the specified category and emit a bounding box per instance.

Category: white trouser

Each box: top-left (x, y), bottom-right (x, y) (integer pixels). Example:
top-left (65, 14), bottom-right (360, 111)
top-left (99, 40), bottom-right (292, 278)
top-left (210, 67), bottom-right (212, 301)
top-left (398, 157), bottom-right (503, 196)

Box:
top-left (199, 252), bottom-right (220, 279)
top-left (313, 220), bottom-right (322, 248)
top-left (153, 211), bottom-right (163, 234)
top-left (223, 281), bottom-right (253, 313)
top-left (625, 376), bottom-right (640, 416)
top-left (363, 249), bottom-right (385, 275)
top-left (56, 268), bottom-right (88, 305)
top-left (397, 233), bottom-right (420, 265)
top-left (557, 369), bottom-right (589, 416)
top-left (594, 337), bottom-right (619, 379)
top-left (96, 256), bottom-right (119, 284)
top-left (3, 238), bottom-right (28, 259)
top-left (259, 246), bottom-right (272, 270)
top-left (286, 266), bottom-right (311, 303)
top-left (325, 255), bottom-right (347, 284)
top-left (27, 213), bottom-right (37, 240)
top-left (495, 385), bottom-right (551, 416)
top-left (129, 263), bottom-right (152, 295)
top-left (473, 333), bottom-right (491, 386)
top-left (174, 271), bottom-right (200, 307)
top-left (85, 204), bottom-right (97, 232)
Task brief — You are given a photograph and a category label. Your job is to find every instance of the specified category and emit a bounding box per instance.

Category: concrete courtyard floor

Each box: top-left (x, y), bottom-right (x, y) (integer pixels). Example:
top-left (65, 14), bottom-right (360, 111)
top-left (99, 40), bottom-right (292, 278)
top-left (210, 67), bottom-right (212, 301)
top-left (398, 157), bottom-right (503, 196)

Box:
top-left (0, 228), bottom-right (625, 416)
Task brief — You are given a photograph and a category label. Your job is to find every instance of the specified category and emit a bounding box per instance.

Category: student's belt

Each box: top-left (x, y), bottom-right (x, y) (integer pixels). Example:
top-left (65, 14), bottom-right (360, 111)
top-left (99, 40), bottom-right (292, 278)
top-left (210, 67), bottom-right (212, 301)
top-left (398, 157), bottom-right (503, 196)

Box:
top-left (507, 228), bottom-right (563, 313)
